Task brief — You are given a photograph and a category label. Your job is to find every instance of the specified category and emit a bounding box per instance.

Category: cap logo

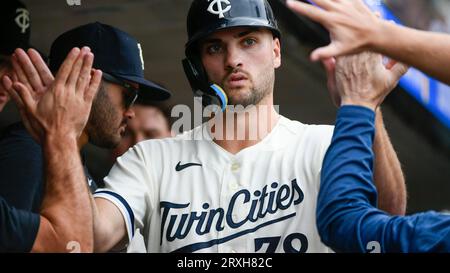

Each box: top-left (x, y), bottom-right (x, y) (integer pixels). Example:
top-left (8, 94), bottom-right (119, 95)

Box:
top-left (137, 43), bottom-right (145, 70)
top-left (15, 8), bottom-right (30, 34)
top-left (207, 0), bottom-right (231, 19)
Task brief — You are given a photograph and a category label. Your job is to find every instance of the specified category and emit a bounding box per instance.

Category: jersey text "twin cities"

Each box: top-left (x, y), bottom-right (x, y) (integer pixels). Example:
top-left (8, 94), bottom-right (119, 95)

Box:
top-left (160, 179), bottom-right (304, 252)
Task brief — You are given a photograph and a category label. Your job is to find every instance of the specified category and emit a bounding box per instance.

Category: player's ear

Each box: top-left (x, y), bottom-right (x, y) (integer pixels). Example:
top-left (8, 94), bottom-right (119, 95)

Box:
top-left (273, 37), bottom-right (281, 68)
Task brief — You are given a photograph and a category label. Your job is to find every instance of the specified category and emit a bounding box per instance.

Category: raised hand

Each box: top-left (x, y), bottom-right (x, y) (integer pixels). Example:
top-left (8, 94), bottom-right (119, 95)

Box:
top-left (333, 51), bottom-right (408, 110)
top-left (11, 48), bottom-right (54, 100)
top-left (2, 47), bottom-right (102, 143)
top-left (287, 0), bottom-right (381, 61)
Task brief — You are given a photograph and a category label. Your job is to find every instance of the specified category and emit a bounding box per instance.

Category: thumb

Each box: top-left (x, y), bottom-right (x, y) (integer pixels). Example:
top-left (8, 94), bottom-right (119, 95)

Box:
top-left (388, 62), bottom-right (409, 82)
top-left (384, 58), bottom-right (397, 70)
top-left (311, 43), bottom-right (340, 61)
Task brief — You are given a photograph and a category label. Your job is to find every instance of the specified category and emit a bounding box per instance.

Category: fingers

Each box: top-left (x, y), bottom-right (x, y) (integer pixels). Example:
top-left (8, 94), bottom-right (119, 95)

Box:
top-left (353, 0), bottom-right (375, 14)
top-left (321, 57), bottom-right (336, 87)
top-left (54, 47), bottom-right (81, 86)
top-left (11, 52), bottom-right (32, 90)
top-left (85, 69), bottom-right (102, 103)
top-left (286, 0), bottom-right (329, 26)
top-left (28, 48), bottom-right (54, 86)
top-left (12, 82), bottom-right (36, 114)
top-left (12, 72), bottom-right (18, 82)
top-left (67, 47), bottom-right (90, 88)
top-left (309, 0), bottom-right (338, 10)
top-left (2, 75), bottom-right (25, 110)
top-left (321, 57), bottom-right (336, 74)
top-left (76, 52), bottom-right (94, 94)
top-left (14, 48), bottom-right (45, 92)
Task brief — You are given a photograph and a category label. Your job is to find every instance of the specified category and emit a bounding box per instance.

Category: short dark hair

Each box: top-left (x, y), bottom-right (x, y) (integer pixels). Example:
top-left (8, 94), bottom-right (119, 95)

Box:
top-left (135, 100), bottom-right (174, 128)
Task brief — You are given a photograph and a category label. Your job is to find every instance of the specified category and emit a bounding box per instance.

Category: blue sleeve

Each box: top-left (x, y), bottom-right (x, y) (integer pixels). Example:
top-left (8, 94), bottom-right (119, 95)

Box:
top-left (0, 195), bottom-right (40, 252)
top-left (317, 105), bottom-right (450, 253)
top-left (0, 123), bottom-right (43, 211)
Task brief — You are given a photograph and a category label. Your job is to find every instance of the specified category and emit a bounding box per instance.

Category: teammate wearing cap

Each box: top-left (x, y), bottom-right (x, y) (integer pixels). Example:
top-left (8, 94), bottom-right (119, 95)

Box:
top-left (12, 0), bottom-right (405, 253)
top-left (1, 22), bottom-right (170, 252)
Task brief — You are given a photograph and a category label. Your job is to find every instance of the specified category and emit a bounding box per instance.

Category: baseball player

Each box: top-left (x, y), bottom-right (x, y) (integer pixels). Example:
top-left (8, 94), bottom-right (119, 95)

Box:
top-left (2, 22), bottom-right (171, 252)
top-left (287, 0), bottom-right (450, 85)
top-left (1, 47), bottom-right (100, 252)
top-left (94, 0), bottom-right (405, 253)
top-left (318, 52), bottom-right (450, 253)
top-left (11, 0), bottom-right (405, 253)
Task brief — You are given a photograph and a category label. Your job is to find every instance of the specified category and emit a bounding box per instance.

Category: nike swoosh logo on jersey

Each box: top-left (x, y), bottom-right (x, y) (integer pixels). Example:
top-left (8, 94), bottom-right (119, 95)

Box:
top-left (175, 161), bottom-right (202, 171)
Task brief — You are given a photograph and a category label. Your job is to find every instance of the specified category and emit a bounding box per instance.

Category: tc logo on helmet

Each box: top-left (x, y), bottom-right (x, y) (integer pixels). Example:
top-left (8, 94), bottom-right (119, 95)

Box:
top-left (207, 0), bottom-right (231, 19)
top-left (15, 8), bottom-right (30, 34)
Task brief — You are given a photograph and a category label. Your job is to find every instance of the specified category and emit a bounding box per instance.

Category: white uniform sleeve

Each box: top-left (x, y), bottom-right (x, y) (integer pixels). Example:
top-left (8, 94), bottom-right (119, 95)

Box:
top-left (94, 143), bottom-right (154, 243)
top-left (311, 125), bottom-right (334, 191)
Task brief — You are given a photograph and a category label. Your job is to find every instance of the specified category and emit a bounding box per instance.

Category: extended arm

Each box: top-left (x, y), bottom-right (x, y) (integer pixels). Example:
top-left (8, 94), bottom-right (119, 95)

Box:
top-left (317, 106), bottom-right (450, 253)
top-left (3, 47), bottom-right (102, 252)
top-left (31, 136), bottom-right (93, 252)
top-left (372, 109), bottom-right (406, 215)
top-left (321, 55), bottom-right (407, 215)
top-left (287, 0), bottom-right (450, 85)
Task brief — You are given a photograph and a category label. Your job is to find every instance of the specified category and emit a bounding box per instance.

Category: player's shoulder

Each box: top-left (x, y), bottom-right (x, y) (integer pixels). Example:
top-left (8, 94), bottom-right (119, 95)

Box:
top-left (263, 115), bottom-right (333, 152)
top-left (278, 115), bottom-right (334, 139)
top-left (134, 123), bottom-right (205, 151)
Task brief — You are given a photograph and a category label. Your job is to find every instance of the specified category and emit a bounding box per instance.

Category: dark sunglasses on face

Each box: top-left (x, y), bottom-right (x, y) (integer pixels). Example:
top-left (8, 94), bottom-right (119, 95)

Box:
top-left (102, 72), bottom-right (139, 109)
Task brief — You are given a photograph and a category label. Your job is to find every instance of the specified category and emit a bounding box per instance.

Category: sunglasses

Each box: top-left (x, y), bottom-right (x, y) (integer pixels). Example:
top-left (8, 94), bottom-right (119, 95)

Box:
top-left (102, 72), bottom-right (139, 109)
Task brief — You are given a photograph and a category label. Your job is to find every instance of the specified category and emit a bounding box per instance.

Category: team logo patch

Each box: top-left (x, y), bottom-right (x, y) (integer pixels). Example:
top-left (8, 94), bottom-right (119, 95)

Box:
top-left (207, 0), bottom-right (231, 19)
top-left (15, 8), bottom-right (30, 34)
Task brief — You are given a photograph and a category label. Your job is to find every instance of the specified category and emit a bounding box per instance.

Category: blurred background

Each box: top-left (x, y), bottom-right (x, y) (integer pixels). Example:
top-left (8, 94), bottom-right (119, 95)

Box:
top-left (0, 0), bottom-right (448, 213)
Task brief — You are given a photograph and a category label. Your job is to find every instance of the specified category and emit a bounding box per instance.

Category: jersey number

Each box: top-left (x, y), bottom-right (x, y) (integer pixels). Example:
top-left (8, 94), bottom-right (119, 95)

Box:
top-left (254, 233), bottom-right (308, 253)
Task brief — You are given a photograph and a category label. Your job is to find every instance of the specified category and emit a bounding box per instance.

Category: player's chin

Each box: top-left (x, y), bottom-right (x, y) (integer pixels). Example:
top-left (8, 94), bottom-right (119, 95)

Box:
top-left (224, 84), bottom-right (248, 94)
top-left (226, 89), bottom-right (254, 106)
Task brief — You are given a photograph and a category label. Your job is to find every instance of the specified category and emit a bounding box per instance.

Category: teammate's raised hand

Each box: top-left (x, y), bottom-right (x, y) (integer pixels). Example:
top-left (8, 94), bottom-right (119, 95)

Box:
top-left (2, 47), bottom-right (102, 143)
top-left (10, 48), bottom-right (54, 100)
top-left (334, 51), bottom-right (408, 110)
top-left (287, 0), bottom-right (382, 61)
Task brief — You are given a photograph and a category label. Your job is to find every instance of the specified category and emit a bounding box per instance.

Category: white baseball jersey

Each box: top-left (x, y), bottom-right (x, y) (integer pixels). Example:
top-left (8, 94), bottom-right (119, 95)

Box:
top-left (94, 115), bottom-right (334, 253)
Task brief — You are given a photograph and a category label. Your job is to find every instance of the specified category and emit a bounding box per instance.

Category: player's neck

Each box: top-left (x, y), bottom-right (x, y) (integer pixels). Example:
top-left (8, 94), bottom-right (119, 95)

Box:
top-left (210, 95), bottom-right (279, 154)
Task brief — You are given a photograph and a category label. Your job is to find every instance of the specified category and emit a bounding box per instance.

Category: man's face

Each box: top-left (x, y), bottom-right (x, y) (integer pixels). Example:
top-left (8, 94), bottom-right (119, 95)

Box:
top-left (0, 61), bottom-right (12, 112)
top-left (200, 27), bottom-right (281, 107)
top-left (127, 104), bottom-right (171, 142)
top-left (86, 81), bottom-right (134, 149)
